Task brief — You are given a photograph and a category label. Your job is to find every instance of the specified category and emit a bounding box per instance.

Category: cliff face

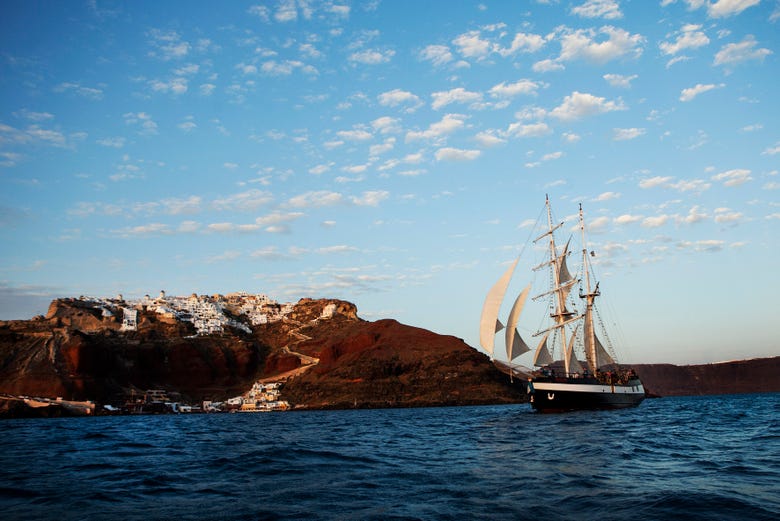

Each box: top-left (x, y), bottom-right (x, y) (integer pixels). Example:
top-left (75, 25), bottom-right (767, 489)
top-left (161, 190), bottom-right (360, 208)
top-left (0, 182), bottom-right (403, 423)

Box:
top-left (279, 318), bottom-right (527, 409)
top-left (634, 358), bottom-right (780, 396)
top-left (0, 297), bottom-right (526, 409)
top-left (0, 299), bottom-right (269, 402)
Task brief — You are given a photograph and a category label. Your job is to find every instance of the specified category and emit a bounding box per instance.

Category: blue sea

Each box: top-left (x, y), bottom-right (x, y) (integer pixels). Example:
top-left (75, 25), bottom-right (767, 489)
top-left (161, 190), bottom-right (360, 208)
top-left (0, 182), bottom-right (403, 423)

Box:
top-left (1, 394), bottom-right (778, 521)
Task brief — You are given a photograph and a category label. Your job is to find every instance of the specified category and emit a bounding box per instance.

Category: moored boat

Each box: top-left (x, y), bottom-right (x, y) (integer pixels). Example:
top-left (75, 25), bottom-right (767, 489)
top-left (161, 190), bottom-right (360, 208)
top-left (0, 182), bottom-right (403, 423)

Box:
top-left (479, 196), bottom-right (645, 412)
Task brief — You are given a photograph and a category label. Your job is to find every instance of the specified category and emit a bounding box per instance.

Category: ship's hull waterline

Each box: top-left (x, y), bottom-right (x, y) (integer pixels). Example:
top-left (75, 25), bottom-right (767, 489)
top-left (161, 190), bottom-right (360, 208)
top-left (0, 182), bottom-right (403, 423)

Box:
top-left (527, 378), bottom-right (645, 413)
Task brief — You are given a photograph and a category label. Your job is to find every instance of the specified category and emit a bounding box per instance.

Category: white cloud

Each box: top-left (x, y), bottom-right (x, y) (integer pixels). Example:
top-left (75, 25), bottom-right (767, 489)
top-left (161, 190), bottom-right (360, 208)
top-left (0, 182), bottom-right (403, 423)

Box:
top-left (614, 214), bottom-right (642, 225)
top-left (642, 215), bottom-right (670, 228)
top-left (708, 0), bottom-right (761, 18)
top-left (679, 205), bottom-right (708, 224)
top-left (533, 59), bottom-right (565, 72)
top-left (613, 127), bottom-right (645, 140)
top-left (431, 88), bottom-right (482, 110)
top-left (147, 29), bottom-right (190, 60)
top-left (275, 0), bottom-right (298, 22)
top-left (351, 191), bottom-right (389, 206)
top-left (763, 142), bottom-right (780, 156)
top-left (211, 189), bottom-right (273, 212)
top-left (475, 131), bottom-right (506, 147)
top-left (711, 169), bottom-right (752, 186)
top-left (15, 109), bottom-right (54, 121)
top-left (714, 35), bottom-right (772, 67)
top-left (261, 59), bottom-right (316, 76)
top-left (506, 122), bottom-right (552, 138)
top-left (406, 113), bottom-right (467, 142)
top-left (370, 138), bottom-right (396, 156)
top-left (53, 82), bottom-right (104, 100)
top-left (97, 137), bottom-right (127, 148)
top-left (556, 26), bottom-right (644, 64)
top-left (571, 0), bottom-right (622, 19)
top-left (199, 83), bottom-right (216, 96)
top-left (378, 89), bottom-right (423, 113)
top-left (337, 128), bottom-right (373, 141)
top-left (603, 73), bottom-right (637, 88)
top-left (309, 162), bottom-right (334, 175)
top-left (349, 49), bottom-right (395, 65)
top-left (371, 117), bottom-right (401, 134)
top-left (639, 176), bottom-right (672, 189)
top-left (550, 91), bottom-right (626, 121)
top-left (419, 44), bottom-right (454, 66)
top-left (489, 79), bottom-right (542, 98)
top-left (435, 147), bottom-right (481, 161)
top-left (123, 112), bottom-right (158, 135)
top-left (594, 191), bottom-right (620, 201)
top-left (495, 32), bottom-right (547, 57)
top-left (287, 191), bottom-right (344, 208)
top-left (715, 208), bottom-right (744, 224)
top-left (659, 24), bottom-right (710, 56)
top-left (452, 30), bottom-right (492, 60)
top-left (679, 83), bottom-right (724, 102)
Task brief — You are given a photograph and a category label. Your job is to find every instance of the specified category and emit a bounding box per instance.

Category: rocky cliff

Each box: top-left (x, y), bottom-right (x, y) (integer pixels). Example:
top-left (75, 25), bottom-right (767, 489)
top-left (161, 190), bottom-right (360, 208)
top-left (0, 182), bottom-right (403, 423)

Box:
top-left (0, 297), bottom-right (526, 412)
top-left (633, 358), bottom-right (780, 397)
top-left (2, 296), bottom-right (777, 418)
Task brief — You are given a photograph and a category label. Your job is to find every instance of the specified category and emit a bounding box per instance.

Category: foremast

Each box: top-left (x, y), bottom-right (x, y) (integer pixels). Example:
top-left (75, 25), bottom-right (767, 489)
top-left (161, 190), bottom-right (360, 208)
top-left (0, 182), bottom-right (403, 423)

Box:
top-left (531, 195), bottom-right (579, 375)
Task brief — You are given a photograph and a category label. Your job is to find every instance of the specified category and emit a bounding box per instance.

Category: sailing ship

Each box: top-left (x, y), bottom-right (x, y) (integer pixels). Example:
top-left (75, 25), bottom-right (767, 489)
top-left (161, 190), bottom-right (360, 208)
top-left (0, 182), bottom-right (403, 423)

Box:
top-left (480, 196), bottom-right (645, 412)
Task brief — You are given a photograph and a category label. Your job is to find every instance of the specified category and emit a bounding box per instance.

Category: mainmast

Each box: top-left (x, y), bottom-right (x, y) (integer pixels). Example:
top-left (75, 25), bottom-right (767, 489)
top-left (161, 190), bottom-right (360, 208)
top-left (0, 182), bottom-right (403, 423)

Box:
top-left (579, 203), bottom-right (600, 374)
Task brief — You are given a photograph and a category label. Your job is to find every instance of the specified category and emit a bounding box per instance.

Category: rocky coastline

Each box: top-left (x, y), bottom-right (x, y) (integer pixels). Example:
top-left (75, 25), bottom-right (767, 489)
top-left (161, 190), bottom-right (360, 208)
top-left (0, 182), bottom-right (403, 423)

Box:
top-left (1, 295), bottom-right (777, 419)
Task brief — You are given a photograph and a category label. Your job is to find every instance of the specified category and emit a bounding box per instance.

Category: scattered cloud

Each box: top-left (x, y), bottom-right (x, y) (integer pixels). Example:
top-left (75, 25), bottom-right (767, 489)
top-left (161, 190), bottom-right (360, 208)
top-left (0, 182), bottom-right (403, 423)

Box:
top-left (613, 127), bottom-right (645, 140)
top-left (711, 169), bottom-right (752, 187)
top-left (571, 0), bottom-right (623, 20)
top-left (659, 24), bottom-right (709, 56)
top-left (555, 26), bottom-right (644, 64)
top-left (679, 83), bottom-right (724, 102)
top-left (549, 91), bottom-right (626, 120)
top-left (714, 35), bottom-right (772, 68)
top-left (431, 88), bottom-right (482, 110)
top-left (435, 147), bottom-right (481, 161)
top-left (603, 73), bottom-right (637, 88)
top-left (378, 89), bottom-right (423, 113)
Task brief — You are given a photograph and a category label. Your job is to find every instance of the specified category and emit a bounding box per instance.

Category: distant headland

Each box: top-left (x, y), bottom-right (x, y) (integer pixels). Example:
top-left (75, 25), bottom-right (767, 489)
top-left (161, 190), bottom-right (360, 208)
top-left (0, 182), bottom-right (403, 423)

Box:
top-left (1, 292), bottom-right (777, 418)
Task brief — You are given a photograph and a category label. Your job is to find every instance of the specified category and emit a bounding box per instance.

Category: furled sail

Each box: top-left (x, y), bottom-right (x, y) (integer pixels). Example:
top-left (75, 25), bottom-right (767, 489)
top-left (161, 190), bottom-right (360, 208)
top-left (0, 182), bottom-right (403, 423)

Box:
top-left (505, 284), bottom-right (531, 361)
top-left (479, 259), bottom-right (518, 356)
top-left (532, 332), bottom-right (553, 366)
top-left (584, 308), bottom-right (616, 370)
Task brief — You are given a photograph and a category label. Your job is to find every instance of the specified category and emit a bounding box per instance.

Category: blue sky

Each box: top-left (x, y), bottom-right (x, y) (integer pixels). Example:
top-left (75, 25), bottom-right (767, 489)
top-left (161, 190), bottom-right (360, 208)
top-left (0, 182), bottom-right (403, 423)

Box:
top-left (1, 0), bottom-right (777, 365)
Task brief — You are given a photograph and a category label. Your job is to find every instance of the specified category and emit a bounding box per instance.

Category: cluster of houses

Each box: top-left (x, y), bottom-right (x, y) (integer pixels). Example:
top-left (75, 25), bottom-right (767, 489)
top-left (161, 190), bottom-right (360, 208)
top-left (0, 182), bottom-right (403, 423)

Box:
top-left (78, 291), bottom-right (301, 336)
top-left (120, 382), bottom-right (290, 414)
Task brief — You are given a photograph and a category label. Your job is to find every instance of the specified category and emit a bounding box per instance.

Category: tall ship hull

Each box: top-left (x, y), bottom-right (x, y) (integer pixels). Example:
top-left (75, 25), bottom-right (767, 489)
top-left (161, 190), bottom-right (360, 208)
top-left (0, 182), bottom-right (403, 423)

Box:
top-left (528, 376), bottom-right (645, 413)
top-left (480, 196), bottom-right (645, 413)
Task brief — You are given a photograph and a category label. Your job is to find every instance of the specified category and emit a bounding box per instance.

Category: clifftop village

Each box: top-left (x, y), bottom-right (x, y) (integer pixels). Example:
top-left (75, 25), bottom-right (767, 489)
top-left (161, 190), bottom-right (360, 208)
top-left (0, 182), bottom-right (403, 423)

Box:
top-left (14, 292), bottom-right (342, 417)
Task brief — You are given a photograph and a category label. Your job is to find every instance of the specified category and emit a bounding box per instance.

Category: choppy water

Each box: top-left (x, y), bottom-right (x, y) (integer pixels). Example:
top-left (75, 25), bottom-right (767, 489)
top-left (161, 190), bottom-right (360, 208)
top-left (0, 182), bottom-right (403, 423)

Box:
top-left (1, 393), bottom-right (778, 521)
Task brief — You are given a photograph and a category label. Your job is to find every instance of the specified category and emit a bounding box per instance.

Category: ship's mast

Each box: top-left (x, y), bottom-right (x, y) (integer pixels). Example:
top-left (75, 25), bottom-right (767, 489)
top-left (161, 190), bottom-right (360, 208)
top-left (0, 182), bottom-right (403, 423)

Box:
top-left (543, 195), bottom-right (572, 374)
top-left (579, 203), bottom-right (600, 374)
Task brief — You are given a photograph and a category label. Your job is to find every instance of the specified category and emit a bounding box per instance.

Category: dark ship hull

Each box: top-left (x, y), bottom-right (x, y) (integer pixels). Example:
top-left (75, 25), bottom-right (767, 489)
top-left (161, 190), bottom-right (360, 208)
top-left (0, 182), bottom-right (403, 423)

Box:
top-left (528, 376), bottom-right (645, 413)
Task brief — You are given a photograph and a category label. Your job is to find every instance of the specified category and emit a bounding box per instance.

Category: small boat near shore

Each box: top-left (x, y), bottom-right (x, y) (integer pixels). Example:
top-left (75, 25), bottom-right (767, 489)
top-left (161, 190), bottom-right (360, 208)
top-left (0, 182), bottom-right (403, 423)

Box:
top-left (480, 196), bottom-right (645, 412)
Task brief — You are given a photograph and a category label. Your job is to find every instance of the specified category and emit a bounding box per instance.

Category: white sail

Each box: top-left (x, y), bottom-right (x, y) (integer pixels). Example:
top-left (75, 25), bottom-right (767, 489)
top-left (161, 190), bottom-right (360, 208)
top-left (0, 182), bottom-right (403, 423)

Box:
top-left (479, 259), bottom-right (518, 356)
top-left (558, 238), bottom-right (574, 283)
top-left (594, 334), bottom-right (615, 368)
top-left (532, 332), bottom-right (553, 366)
top-left (505, 284), bottom-right (531, 361)
top-left (565, 325), bottom-right (583, 374)
top-left (508, 330), bottom-right (531, 360)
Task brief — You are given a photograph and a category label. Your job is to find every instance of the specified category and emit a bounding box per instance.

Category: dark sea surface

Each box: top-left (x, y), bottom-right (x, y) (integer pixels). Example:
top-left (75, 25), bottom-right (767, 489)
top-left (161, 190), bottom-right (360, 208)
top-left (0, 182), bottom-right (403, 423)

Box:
top-left (1, 393), bottom-right (778, 521)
